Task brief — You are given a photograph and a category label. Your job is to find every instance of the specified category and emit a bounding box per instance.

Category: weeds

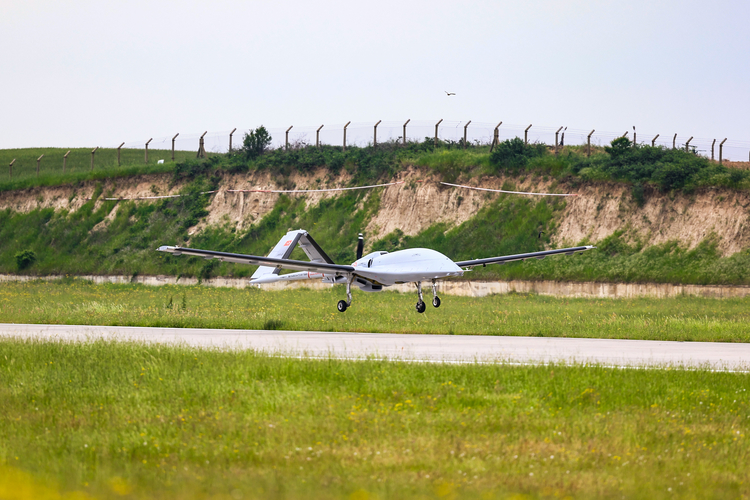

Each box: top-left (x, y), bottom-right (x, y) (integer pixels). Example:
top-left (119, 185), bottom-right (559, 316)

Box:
top-left (2, 281), bottom-right (750, 342)
top-left (0, 338), bottom-right (748, 499)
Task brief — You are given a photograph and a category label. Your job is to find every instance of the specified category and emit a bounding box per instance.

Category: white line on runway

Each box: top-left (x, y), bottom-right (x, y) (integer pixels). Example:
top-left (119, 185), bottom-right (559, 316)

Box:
top-left (1, 323), bottom-right (749, 372)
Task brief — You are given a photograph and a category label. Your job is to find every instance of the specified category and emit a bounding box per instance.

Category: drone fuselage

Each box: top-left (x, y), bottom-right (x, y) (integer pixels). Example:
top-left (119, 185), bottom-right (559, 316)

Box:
top-left (351, 248), bottom-right (463, 286)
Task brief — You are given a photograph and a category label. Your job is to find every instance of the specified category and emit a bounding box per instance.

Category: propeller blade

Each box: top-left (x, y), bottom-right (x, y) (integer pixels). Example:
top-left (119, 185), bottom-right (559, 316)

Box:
top-left (356, 233), bottom-right (364, 260)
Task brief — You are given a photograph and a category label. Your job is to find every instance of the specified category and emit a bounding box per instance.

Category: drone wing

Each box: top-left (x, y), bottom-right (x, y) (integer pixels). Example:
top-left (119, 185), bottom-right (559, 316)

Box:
top-left (157, 246), bottom-right (354, 275)
top-left (455, 245), bottom-right (594, 268)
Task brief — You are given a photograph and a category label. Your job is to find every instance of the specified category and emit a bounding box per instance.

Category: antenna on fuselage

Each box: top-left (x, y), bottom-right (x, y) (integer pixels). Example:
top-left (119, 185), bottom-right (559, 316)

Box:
top-left (356, 233), bottom-right (364, 260)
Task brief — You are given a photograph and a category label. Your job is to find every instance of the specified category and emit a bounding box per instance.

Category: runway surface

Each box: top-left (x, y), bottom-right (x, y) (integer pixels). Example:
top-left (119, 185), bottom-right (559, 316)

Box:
top-left (2, 323), bottom-right (750, 370)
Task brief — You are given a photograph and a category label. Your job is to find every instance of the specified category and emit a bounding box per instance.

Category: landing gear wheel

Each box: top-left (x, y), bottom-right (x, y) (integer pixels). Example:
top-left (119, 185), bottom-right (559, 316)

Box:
top-left (337, 300), bottom-right (348, 313)
top-left (416, 301), bottom-right (426, 313)
top-left (432, 296), bottom-right (441, 308)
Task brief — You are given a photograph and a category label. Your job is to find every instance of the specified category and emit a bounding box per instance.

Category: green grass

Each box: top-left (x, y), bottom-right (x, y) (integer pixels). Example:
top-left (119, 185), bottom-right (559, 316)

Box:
top-left (3, 281), bottom-right (750, 342)
top-left (1, 338), bottom-right (749, 499)
top-left (0, 148), bottom-right (209, 192)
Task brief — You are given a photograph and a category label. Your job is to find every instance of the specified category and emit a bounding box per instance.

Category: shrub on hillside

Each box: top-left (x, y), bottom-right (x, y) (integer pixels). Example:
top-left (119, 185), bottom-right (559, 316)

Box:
top-left (489, 138), bottom-right (547, 171)
top-left (571, 139), bottom-right (737, 191)
top-left (15, 249), bottom-right (36, 270)
top-left (241, 126), bottom-right (272, 160)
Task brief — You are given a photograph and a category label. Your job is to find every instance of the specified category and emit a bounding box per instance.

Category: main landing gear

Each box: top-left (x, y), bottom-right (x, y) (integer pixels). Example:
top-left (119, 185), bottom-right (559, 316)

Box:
top-left (415, 280), bottom-right (441, 313)
top-left (337, 276), bottom-right (353, 313)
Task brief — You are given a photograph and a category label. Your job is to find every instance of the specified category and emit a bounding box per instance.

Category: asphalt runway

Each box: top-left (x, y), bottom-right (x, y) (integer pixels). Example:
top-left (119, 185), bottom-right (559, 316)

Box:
top-left (3, 323), bottom-right (750, 370)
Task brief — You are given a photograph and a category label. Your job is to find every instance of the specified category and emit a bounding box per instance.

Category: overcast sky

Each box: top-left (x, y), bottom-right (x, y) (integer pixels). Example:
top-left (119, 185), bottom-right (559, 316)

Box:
top-left (2, 0), bottom-right (749, 156)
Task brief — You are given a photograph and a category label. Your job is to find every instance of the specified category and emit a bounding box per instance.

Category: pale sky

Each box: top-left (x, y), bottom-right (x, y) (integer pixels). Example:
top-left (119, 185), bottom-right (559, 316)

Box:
top-left (2, 0), bottom-right (749, 158)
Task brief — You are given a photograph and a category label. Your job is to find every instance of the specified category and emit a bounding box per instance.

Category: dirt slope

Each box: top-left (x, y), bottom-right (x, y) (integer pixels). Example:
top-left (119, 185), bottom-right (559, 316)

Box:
top-left (556, 183), bottom-right (750, 256)
top-left (1, 169), bottom-right (749, 256)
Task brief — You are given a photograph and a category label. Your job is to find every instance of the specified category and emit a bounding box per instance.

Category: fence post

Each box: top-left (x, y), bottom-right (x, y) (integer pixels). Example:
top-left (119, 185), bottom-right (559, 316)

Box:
top-left (434, 119), bottom-right (443, 147)
top-left (36, 154), bottom-right (44, 177)
top-left (524, 124), bottom-right (532, 145)
top-left (90, 147), bottom-right (98, 171)
top-left (373, 120), bottom-right (381, 146)
top-left (343, 121), bottom-right (351, 151)
top-left (117, 142), bottom-right (124, 166)
top-left (463, 120), bottom-right (471, 149)
top-left (316, 125), bottom-right (324, 148)
top-left (228, 128), bottom-right (237, 153)
top-left (285, 126), bottom-right (293, 149)
top-left (672, 133), bottom-right (677, 149)
top-left (63, 150), bottom-right (70, 173)
top-left (652, 134), bottom-right (659, 147)
top-left (620, 131), bottom-right (629, 139)
top-left (9, 159), bottom-right (15, 178)
top-left (711, 139), bottom-right (716, 160)
top-left (402, 119), bottom-right (410, 146)
top-left (490, 122), bottom-right (503, 152)
top-left (632, 126), bottom-right (636, 146)
top-left (172, 134), bottom-right (179, 161)
top-left (587, 130), bottom-right (595, 157)
top-left (685, 136), bottom-right (693, 153)
top-left (145, 138), bottom-right (152, 163)
top-left (719, 138), bottom-right (727, 165)
top-left (554, 126), bottom-right (563, 155)
top-left (197, 132), bottom-right (207, 158)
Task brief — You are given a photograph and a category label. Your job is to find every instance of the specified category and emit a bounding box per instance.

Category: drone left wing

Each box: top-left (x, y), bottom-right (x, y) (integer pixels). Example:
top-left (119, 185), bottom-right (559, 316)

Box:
top-left (157, 246), bottom-right (354, 275)
top-left (455, 245), bottom-right (594, 268)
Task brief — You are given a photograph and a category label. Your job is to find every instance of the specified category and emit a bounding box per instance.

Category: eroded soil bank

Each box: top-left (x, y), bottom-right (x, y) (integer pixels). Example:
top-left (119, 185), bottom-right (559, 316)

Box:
top-left (1, 168), bottom-right (749, 257)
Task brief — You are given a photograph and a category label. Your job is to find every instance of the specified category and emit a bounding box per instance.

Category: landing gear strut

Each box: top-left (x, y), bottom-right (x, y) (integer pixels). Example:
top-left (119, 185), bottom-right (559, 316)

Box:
top-left (431, 279), bottom-right (441, 308)
top-left (337, 276), bottom-right (353, 313)
top-left (415, 282), bottom-right (426, 313)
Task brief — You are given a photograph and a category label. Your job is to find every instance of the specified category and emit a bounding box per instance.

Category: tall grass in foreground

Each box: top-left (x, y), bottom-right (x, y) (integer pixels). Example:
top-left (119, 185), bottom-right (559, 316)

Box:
top-left (2, 281), bottom-right (750, 342)
top-left (0, 339), bottom-right (748, 499)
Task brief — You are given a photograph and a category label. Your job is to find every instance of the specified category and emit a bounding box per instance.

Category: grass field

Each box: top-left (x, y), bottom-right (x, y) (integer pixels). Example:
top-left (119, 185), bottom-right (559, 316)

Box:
top-left (2, 280), bottom-right (750, 343)
top-left (0, 338), bottom-right (748, 499)
top-left (0, 147), bottom-right (205, 192)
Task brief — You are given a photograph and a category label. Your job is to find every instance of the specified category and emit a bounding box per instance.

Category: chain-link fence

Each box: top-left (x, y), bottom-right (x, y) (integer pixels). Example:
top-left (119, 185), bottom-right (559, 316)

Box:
top-left (115, 120), bottom-right (750, 164)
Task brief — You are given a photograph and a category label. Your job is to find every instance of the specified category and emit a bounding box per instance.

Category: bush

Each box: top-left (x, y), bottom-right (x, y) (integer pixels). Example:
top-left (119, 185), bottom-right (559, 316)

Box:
top-left (241, 126), bottom-right (272, 160)
top-left (573, 140), bottom-right (718, 192)
top-left (15, 249), bottom-right (36, 270)
top-left (604, 137), bottom-right (632, 158)
top-left (489, 138), bottom-right (547, 171)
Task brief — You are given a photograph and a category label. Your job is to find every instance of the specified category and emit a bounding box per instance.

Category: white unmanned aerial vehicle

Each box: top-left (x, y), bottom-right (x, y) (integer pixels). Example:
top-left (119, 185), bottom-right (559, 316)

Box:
top-left (158, 230), bottom-right (593, 313)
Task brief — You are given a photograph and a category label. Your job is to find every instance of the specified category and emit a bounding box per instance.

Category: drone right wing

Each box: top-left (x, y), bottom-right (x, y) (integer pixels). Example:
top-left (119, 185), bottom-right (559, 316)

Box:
top-left (455, 246), bottom-right (594, 268)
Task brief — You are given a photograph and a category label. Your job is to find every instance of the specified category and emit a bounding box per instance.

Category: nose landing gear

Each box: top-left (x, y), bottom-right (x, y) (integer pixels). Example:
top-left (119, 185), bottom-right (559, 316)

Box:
top-left (431, 280), bottom-right (441, 308)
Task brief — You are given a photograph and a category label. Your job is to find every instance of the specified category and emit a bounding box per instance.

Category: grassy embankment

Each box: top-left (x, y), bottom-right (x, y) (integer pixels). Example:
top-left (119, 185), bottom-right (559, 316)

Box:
top-left (2, 280), bottom-right (750, 342)
top-left (1, 338), bottom-right (748, 499)
top-left (3, 175), bottom-right (750, 285)
top-left (0, 147), bottom-right (204, 192)
top-left (2, 138), bottom-right (750, 284)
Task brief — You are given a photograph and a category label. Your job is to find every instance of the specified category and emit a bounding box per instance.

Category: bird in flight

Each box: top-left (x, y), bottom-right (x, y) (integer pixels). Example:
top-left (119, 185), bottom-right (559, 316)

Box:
top-left (445, 91), bottom-right (456, 96)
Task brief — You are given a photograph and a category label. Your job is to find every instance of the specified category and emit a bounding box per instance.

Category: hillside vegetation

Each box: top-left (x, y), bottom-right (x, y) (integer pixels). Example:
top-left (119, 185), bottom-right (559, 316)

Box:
top-left (1, 133), bottom-right (750, 285)
top-left (0, 147), bottom-right (205, 191)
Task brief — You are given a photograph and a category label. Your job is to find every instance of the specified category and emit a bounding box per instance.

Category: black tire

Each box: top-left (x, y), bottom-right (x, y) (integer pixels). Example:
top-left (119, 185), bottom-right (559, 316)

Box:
top-left (416, 301), bottom-right (426, 313)
top-left (432, 296), bottom-right (441, 308)
top-left (337, 300), bottom-right (348, 312)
